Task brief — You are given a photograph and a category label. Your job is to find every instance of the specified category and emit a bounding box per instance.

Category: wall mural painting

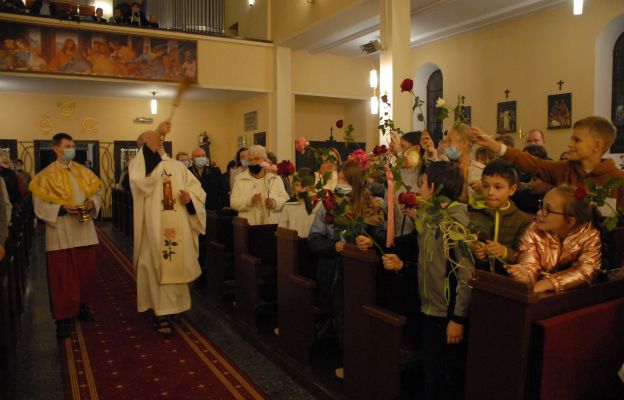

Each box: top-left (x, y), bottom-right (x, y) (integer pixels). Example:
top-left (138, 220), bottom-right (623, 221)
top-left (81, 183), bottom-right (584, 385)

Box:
top-left (0, 21), bottom-right (198, 82)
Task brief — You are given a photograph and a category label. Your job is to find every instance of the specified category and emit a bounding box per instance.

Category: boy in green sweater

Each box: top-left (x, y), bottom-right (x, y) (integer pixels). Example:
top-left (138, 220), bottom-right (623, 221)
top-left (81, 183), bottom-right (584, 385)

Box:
top-left (469, 160), bottom-right (532, 274)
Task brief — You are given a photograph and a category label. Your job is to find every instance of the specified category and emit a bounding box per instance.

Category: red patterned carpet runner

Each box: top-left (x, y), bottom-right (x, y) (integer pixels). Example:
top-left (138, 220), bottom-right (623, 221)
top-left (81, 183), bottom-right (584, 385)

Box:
top-left (60, 227), bottom-right (269, 400)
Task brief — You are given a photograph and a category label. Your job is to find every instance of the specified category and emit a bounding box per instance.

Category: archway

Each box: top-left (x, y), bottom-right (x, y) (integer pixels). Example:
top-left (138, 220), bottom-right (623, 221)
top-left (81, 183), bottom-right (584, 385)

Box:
top-left (412, 62), bottom-right (442, 132)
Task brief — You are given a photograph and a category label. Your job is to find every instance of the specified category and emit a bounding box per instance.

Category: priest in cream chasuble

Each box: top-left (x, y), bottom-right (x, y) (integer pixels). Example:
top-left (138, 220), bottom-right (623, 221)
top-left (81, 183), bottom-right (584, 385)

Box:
top-left (129, 125), bottom-right (206, 317)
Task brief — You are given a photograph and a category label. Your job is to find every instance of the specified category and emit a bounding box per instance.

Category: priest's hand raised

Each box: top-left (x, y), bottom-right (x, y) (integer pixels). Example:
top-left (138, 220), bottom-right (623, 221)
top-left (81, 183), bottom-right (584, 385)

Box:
top-left (156, 120), bottom-right (172, 137)
top-left (179, 190), bottom-right (191, 205)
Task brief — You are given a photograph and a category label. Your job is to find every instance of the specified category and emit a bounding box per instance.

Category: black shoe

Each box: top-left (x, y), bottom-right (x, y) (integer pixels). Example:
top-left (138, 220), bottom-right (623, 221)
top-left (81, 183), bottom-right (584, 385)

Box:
top-left (56, 319), bottom-right (72, 340)
top-left (78, 305), bottom-right (94, 321)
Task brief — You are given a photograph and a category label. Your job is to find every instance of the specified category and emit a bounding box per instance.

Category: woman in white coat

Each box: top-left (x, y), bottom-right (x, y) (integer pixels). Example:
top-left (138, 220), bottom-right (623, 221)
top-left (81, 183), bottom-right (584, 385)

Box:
top-left (230, 145), bottom-right (290, 225)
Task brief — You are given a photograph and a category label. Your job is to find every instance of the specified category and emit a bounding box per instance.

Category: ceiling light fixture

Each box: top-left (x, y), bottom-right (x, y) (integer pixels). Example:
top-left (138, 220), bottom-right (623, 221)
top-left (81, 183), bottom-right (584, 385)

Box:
top-left (150, 92), bottom-right (158, 115)
top-left (369, 68), bottom-right (379, 115)
top-left (248, 0), bottom-right (255, 6)
top-left (573, 0), bottom-right (583, 15)
top-left (369, 68), bottom-right (378, 89)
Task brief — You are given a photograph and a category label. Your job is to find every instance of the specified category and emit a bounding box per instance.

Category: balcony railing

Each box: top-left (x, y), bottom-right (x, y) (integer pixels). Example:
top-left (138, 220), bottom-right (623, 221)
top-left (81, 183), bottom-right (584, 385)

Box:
top-left (1, 0), bottom-right (226, 38)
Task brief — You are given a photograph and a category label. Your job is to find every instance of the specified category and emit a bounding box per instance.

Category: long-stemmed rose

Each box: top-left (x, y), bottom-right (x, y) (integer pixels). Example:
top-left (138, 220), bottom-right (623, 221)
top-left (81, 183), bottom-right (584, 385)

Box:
top-left (437, 95), bottom-right (467, 128)
top-left (400, 78), bottom-right (425, 123)
top-left (579, 178), bottom-right (623, 231)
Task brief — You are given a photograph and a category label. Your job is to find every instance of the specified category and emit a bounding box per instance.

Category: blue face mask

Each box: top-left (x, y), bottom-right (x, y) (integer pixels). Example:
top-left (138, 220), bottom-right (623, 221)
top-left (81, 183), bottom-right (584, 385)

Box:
top-left (443, 146), bottom-right (462, 161)
top-left (194, 157), bottom-right (207, 168)
top-left (63, 148), bottom-right (76, 161)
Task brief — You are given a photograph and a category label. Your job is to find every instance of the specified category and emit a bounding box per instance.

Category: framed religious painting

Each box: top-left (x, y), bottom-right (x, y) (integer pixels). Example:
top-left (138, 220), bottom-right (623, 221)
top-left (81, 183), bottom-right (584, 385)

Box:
top-left (455, 105), bottom-right (472, 126)
top-left (253, 132), bottom-right (266, 147)
top-left (496, 101), bottom-right (517, 133)
top-left (547, 93), bottom-right (572, 129)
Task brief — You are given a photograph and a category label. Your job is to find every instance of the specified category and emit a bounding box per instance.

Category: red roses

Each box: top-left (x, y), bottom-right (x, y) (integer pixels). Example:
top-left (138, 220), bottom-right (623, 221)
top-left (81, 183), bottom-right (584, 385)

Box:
top-left (574, 186), bottom-right (588, 200)
top-left (398, 192), bottom-right (419, 209)
top-left (400, 78), bottom-right (414, 92)
top-left (276, 160), bottom-right (295, 177)
top-left (372, 144), bottom-right (387, 156)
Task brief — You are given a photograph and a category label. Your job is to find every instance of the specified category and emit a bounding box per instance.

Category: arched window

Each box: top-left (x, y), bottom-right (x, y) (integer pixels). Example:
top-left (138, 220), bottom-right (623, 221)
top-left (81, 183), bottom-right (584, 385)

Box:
top-left (612, 32), bottom-right (624, 153)
top-left (426, 70), bottom-right (443, 143)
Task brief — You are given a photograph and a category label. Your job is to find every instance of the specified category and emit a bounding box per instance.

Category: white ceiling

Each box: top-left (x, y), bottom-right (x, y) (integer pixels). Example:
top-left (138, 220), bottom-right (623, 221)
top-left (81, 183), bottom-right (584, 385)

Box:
top-left (281, 0), bottom-right (567, 57)
top-left (0, 73), bottom-right (263, 102)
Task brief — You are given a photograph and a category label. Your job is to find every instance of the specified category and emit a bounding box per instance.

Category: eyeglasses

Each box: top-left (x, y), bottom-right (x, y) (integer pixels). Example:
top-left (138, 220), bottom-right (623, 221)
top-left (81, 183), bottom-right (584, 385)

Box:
top-left (537, 199), bottom-right (567, 216)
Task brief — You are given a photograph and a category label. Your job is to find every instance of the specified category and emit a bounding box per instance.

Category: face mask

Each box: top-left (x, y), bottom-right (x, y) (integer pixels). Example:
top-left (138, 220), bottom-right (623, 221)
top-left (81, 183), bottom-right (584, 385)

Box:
top-left (335, 184), bottom-right (352, 195)
top-left (240, 159), bottom-right (249, 168)
top-left (443, 146), bottom-right (462, 161)
top-left (63, 148), bottom-right (75, 161)
top-left (248, 164), bottom-right (262, 175)
top-left (368, 182), bottom-right (385, 197)
top-left (194, 157), bottom-right (207, 168)
top-left (16, 167), bottom-right (23, 172)
top-left (182, 160), bottom-right (190, 168)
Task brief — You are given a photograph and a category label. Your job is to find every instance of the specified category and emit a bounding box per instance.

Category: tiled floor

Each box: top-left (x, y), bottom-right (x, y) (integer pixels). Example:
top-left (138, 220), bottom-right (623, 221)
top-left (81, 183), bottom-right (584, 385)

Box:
top-left (12, 224), bottom-right (319, 400)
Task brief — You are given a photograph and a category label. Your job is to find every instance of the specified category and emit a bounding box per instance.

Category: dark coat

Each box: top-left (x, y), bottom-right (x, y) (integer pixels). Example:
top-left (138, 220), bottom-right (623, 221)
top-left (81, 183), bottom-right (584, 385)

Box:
top-left (469, 199), bottom-right (532, 271)
top-left (29, 0), bottom-right (58, 16)
top-left (189, 165), bottom-right (227, 210)
top-left (128, 11), bottom-right (149, 26)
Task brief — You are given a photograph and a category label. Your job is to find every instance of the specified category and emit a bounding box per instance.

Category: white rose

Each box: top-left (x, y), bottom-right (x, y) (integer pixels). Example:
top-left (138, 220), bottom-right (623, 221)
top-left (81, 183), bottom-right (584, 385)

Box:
top-left (436, 98), bottom-right (446, 108)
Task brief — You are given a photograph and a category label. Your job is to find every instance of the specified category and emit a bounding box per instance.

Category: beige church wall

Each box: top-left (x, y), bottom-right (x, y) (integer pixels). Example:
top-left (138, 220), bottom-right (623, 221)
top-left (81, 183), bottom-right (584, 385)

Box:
top-left (344, 100), bottom-right (378, 150)
top-left (295, 97), bottom-right (377, 154)
top-left (409, 0), bottom-right (624, 159)
top-left (295, 98), bottom-right (346, 142)
top-left (0, 92), bottom-right (235, 172)
top-left (229, 93), bottom-right (271, 158)
top-left (224, 0), bottom-right (269, 41)
top-left (195, 40), bottom-right (274, 92)
top-left (272, 0), bottom-right (361, 44)
top-left (292, 51), bottom-right (376, 100)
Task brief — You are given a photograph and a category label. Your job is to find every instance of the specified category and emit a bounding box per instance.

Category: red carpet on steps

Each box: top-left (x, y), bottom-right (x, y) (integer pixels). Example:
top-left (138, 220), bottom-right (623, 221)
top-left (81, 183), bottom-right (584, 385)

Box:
top-left (59, 227), bottom-right (269, 400)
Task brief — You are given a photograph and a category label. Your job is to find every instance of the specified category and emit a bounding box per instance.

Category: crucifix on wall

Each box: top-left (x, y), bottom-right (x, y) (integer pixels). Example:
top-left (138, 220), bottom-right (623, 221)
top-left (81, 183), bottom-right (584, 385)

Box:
top-left (504, 89), bottom-right (511, 99)
top-left (557, 80), bottom-right (565, 91)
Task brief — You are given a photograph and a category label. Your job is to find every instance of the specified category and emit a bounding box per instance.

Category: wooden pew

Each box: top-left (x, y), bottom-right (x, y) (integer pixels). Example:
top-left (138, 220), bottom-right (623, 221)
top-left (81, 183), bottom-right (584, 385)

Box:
top-left (465, 270), bottom-right (624, 400)
top-left (0, 248), bottom-right (15, 400)
top-left (0, 195), bottom-right (34, 400)
top-left (204, 209), bottom-right (237, 303)
top-left (112, 189), bottom-right (119, 230)
top-left (342, 244), bottom-right (406, 400)
top-left (232, 217), bottom-right (278, 332)
top-left (276, 227), bottom-right (318, 366)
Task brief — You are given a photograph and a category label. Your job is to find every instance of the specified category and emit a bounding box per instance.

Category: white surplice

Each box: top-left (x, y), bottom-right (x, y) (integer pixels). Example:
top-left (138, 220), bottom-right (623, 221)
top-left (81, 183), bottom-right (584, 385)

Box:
top-left (129, 150), bottom-right (206, 316)
top-left (33, 161), bottom-right (101, 251)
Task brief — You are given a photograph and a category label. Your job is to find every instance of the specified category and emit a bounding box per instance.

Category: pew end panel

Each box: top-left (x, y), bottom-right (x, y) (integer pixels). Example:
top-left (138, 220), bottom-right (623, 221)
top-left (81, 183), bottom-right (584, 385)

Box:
top-left (232, 221), bottom-right (278, 332)
top-left (279, 273), bottom-right (317, 366)
top-left (465, 270), bottom-right (624, 400)
top-left (362, 304), bottom-right (407, 400)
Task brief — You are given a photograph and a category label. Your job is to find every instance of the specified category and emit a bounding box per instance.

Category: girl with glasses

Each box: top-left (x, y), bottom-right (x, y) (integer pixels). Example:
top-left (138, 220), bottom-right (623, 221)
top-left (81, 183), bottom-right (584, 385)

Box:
top-left (506, 185), bottom-right (601, 293)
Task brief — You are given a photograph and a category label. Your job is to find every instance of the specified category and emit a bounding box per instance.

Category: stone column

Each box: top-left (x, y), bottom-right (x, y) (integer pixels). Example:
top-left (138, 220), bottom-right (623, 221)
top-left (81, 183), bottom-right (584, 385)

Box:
top-left (378, 0), bottom-right (411, 144)
top-left (272, 46), bottom-right (294, 161)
